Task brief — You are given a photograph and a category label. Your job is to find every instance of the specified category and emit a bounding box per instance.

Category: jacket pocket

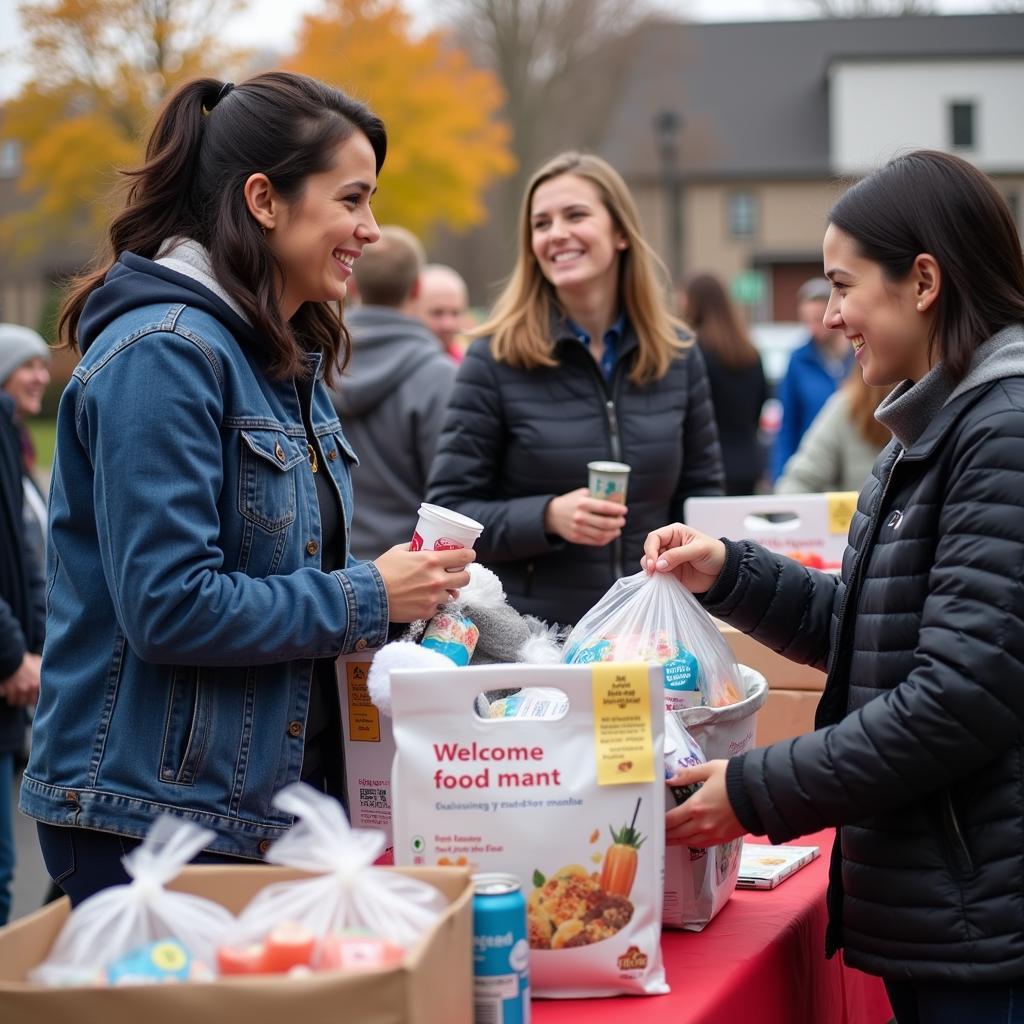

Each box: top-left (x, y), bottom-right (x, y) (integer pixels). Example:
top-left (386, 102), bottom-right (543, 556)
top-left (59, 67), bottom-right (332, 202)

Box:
top-left (939, 792), bottom-right (975, 878)
top-left (159, 666), bottom-right (212, 786)
top-left (238, 428), bottom-right (303, 531)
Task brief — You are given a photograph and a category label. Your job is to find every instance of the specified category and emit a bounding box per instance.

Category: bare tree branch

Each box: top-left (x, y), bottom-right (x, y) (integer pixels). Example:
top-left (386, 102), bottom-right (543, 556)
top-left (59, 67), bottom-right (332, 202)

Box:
top-left (803, 0), bottom-right (935, 14)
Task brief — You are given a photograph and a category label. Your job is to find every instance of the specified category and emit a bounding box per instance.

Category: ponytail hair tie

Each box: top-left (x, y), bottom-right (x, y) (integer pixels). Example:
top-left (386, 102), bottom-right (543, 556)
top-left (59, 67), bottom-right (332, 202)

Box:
top-left (211, 81), bottom-right (234, 109)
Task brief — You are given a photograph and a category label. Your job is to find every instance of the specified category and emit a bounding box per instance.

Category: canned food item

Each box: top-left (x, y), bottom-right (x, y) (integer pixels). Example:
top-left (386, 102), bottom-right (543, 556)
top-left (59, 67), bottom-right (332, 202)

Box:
top-left (472, 872), bottom-right (531, 1024)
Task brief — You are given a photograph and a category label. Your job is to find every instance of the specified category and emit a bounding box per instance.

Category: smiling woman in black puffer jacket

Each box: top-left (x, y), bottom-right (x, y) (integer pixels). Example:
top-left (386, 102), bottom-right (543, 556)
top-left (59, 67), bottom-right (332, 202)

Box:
top-left (426, 152), bottom-right (724, 627)
top-left (645, 151), bottom-right (1024, 1024)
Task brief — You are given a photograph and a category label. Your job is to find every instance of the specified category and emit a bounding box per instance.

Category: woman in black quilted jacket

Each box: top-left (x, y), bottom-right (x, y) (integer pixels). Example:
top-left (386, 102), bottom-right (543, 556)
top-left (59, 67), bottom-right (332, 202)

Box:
top-left (426, 152), bottom-right (724, 626)
top-left (647, 150), bottom-right (1024, 1023)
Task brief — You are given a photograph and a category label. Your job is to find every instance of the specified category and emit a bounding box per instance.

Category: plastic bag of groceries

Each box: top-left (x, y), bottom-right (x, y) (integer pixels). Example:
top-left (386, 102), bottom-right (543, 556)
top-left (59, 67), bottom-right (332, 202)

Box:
top-left (31, 817), bottom-right (235, 986)
top-left (222, 783), bottom-right (447, 974)
top-left (563, 570), bottom-right (743, 709)
top-left (662, 667), bottom-right (767, 930)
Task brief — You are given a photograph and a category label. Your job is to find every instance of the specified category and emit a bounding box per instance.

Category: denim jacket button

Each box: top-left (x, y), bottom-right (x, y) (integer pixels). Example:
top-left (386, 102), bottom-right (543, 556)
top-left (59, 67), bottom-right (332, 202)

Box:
top-left (66, 790), bottom-right (78, 804)
top-left (287, 720), bottom-right (303, 737)
top-left (306, 540), bottom-right (319, 556)
top-left (327, 449), bottom-right (338, 461)
top-left (259, 840), bottom-right (271, 855)
top-left (354, 638), bottom-right (368, 651)
top-left (274, 442), bottom-right (285, 463)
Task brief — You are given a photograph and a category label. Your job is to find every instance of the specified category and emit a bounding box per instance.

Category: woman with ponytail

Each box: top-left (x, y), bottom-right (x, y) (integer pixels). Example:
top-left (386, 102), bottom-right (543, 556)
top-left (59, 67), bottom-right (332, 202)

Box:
top-left (21, 72), bottom-right (472, 903)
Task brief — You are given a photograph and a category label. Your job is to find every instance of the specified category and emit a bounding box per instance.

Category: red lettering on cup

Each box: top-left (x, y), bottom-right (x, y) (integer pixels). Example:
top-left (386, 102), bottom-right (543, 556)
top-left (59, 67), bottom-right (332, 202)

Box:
top-left (410, 531), bottom-right (424, 552)
top-left (433, 538), bottom-right (465, 551)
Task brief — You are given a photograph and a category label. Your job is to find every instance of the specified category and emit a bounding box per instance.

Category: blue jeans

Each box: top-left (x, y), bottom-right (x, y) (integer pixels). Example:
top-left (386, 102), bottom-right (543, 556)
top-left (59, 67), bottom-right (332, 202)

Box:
top-left (37, 822), bottom-right (254, 907)
top-left (886, 978), bottom-right (1024, 1024)
top-left (0, 753), bottom-right (14, 925)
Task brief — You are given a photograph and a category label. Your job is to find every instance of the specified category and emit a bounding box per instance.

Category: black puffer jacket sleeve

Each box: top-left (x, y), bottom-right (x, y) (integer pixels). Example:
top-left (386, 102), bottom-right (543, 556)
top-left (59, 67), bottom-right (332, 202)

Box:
top-left (712, 406), bottom-right (1024, 843)
top-left (0, 596), bottom-right (28, 681)
top-left (426, 343), bottom-right (563, 563)
top-left (670, 344), bottom-right (726, 516)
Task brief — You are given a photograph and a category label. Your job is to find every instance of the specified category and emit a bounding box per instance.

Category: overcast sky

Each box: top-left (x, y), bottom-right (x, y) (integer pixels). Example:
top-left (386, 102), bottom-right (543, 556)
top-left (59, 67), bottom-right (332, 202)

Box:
top-left (0, 0), bottom-right (1011, 100)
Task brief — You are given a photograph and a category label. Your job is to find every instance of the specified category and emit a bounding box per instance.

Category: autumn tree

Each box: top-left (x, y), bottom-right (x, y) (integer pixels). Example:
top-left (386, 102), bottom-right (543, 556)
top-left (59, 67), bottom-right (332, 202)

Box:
top-left (1, 0), bottom-right (250, 259)
top-left (437, 0), bottom-right (652, 230)
top-left (285, 0), bottom-right (514, 239)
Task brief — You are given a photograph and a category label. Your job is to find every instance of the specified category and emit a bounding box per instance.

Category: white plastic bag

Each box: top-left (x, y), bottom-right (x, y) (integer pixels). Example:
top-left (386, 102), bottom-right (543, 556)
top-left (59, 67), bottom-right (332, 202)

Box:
top-left (232, 783), bottom-right (446, 950)
top-left (662, 666), bottom-right (768, 930)
top-left (564, 570), bottom-right (743, 709)
top-left (31, 817), bottom-right (235, 986)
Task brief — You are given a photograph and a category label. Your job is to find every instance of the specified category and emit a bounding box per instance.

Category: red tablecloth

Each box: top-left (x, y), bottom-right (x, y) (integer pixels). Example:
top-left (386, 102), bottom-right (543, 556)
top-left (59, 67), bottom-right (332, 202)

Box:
top-left (533, 830), bottom-right (892, 1024)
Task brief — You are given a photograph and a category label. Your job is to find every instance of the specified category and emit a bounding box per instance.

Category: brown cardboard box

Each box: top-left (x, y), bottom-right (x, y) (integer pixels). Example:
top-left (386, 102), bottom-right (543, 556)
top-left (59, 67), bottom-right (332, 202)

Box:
top-left (717, 622), bottom-right (826, 692)
top-left (715, 621), bottom-right (826, 746)
top-left (757, 689), bottom-right (823, 746)
top-left (0, 865), bottom-right (473, 1024)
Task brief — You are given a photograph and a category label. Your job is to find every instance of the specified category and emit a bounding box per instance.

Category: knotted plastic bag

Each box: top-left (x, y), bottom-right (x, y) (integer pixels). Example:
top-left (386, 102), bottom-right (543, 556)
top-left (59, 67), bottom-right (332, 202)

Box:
top-left (232, 783), bottom-right (446, 950)
top-left (31, 817), bottom-right (235, 986)
top-left (563, 570), bottom-right (743, 708)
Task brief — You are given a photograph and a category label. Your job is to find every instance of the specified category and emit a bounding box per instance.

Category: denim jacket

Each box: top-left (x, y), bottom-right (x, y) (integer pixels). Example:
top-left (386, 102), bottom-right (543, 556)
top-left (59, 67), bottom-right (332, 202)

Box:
top-left (20, 253), bottom-right (390, 857)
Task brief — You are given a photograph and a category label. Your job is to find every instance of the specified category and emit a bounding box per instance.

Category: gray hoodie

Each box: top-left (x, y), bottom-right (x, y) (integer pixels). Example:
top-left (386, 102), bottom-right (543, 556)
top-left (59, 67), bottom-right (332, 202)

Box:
top-left (332, 305), bottom-right (457, 560)
top-left (877, 322), bottom-right (1024, 449)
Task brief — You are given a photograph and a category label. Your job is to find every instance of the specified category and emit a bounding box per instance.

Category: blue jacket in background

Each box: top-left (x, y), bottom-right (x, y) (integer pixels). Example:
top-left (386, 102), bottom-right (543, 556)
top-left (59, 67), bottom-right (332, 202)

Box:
top-left (771, 339), bottom-right (853, 482)
top-left (20, 253), bottom-right (389, 857)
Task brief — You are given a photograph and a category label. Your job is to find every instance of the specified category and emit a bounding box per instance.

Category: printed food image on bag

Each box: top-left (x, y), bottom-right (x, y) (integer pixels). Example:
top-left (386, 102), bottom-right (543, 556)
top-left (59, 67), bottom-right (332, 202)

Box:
top-left (528, 798), bottom-right (643, 951)
top-left (391, 662), bottom-right (668, 998)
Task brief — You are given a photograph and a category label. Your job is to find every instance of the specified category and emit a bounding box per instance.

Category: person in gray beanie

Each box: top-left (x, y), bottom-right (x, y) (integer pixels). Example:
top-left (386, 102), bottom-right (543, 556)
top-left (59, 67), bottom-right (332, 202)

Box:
top-left (0, 326), bottom-right (46, 924)
top-left (0, 323), bottom-right (51, 572)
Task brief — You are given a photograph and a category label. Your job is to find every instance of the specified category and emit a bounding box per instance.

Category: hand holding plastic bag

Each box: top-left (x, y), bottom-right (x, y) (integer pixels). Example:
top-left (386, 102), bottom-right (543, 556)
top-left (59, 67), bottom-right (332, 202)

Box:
top-left (563, 570), bottom-right (742, 708)
top-left (233, 783), bottom-right (446, 949)
top-left (31, 817), bottom-right (235, 986)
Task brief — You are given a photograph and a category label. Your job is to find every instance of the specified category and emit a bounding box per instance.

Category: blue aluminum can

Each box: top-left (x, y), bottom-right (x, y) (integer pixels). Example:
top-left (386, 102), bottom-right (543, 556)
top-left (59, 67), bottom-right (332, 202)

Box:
top-left (472, 872), bottom-right (531, 1024)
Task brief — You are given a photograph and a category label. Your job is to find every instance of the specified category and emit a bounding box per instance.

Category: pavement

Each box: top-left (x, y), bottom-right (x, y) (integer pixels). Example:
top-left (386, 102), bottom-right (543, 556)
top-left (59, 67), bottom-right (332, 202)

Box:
top-left (9, 767), bottom-right (53, 923)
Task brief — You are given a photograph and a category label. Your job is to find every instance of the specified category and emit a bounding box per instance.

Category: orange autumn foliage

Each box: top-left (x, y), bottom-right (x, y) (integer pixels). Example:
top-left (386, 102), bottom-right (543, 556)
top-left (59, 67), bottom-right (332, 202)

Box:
top-left (283, 0), bottom-right (514, 238)
top-left (2, 0), bottom-right (251, 260)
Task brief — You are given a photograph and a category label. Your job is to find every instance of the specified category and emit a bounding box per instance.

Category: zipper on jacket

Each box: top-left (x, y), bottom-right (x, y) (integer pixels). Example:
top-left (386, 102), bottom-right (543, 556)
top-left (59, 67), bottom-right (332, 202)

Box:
top-left (604, 398), bottom-right (625, 580)
top-left (830, 447), bottom-right (905, 682)
top-left (940, 793), bottom-right (975, 877)
top-left (576, 344), bottom-right (627, 581)
top-left (821, 445), bottom-right (903, 957)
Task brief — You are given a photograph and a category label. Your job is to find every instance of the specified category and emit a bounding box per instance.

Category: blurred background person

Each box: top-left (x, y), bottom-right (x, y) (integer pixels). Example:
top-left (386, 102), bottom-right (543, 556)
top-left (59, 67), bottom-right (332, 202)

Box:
top-left (331, 226), bottom-right (457, 560)
top-left (427, 151), bottom-right (724, 626)
top-left (678, 273), bottom-right (767, 496)
top-left (771, 277), bottom-right (852, 482)
top-left (0, 381), bottom-right (43, 926)
top-left (0, 325), bottom-right (52, 574)
top-left (418, 263), bottom-right (470, 363)
top-left (776, 369), bottom-right (891, 494)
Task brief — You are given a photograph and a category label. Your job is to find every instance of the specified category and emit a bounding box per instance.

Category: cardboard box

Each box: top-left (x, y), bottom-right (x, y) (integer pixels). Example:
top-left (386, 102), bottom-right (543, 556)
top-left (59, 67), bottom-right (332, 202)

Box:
top-left (0, 865), bottom-right (473, 1024)
top-left (684, 492), bottom-right (858, 571)
top-left (717, 622), bottom-right (826, 692)
top-left (757, 689), bottom-right (822, 746)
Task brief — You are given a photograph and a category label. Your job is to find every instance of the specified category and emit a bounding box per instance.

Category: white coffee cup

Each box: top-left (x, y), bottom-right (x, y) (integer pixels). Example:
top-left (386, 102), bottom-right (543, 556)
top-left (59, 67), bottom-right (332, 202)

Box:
top-left (587, 461), bottom-right (631, 504)
top-left (410, 503), bottom-right (484, 553)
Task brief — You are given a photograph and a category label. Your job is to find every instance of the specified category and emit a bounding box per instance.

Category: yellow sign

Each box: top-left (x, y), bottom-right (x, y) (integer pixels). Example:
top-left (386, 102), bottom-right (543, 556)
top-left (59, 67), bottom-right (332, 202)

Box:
top-left (591, 663), bottom-right (655, 786)
top-left (346, 662), bottom-right (380, 742)
top-left (826, 491), bottom-right (858, 535)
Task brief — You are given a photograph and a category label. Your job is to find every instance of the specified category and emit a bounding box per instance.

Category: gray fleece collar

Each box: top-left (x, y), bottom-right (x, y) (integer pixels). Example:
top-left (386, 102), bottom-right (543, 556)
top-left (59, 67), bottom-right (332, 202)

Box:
top-left (875, 322), bottom-right (1024, 448)
top-left (155, 237), bottom-right (250, 324)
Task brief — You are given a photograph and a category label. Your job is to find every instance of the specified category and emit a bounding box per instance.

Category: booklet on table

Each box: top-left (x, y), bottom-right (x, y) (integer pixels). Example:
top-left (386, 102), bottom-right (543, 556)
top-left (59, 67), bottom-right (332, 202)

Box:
top-left (737, 844), bottom-right (820, 889)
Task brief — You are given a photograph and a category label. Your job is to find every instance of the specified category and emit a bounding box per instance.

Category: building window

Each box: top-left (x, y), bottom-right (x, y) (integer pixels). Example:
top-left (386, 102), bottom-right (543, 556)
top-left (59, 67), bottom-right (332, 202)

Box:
top-left (949, 102), bottom-right (975, 150)
top-left (727, 191), bottom-right (758, 239)
top-left (0, 140), bottom-right (21, 179)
